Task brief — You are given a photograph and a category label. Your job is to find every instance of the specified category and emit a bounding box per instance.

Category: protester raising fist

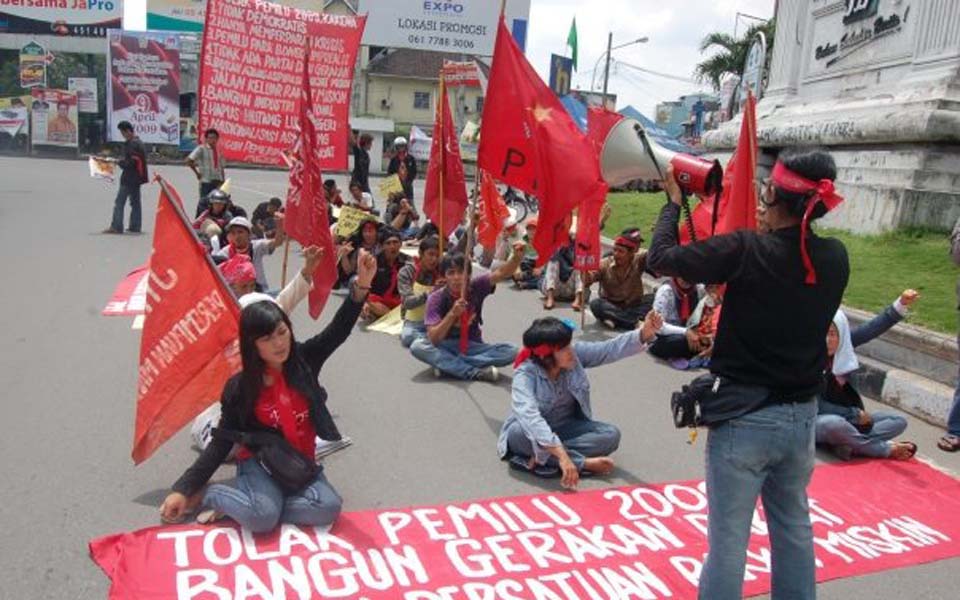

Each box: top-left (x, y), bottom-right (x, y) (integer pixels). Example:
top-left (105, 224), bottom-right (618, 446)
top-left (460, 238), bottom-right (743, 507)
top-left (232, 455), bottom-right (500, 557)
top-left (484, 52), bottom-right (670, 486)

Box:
top-left (301, 245), bottom-right (323, 279)
top-left (355, 248), bottom-right (376, 292)
top-left (900, 289), bottom-right (920, 307)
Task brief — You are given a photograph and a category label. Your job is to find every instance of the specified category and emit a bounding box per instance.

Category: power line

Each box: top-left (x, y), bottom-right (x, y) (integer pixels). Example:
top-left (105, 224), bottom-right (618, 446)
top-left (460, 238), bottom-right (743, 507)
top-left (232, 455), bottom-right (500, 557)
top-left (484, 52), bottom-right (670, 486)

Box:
top-left (613, 60), bottom-right (700, 85)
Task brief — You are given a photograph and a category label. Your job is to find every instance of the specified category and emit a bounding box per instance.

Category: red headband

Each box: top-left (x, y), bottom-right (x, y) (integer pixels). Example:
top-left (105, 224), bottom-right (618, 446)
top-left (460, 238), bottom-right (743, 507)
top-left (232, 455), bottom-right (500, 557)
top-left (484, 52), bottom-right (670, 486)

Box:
top-left (513, 344), bottom-right (562, 368)
top-left (771, 161), bottom-right (844, 285)
top-left (614, 236), bottom-right (638, 250)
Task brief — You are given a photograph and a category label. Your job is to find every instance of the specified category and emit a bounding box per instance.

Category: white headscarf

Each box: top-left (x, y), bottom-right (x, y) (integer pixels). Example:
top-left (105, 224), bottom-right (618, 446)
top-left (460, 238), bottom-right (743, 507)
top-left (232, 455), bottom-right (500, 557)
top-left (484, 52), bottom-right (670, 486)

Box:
top-left (830, 310), bottom-right (859, 376)
top-left (238, 292), bottom-right (278, 309)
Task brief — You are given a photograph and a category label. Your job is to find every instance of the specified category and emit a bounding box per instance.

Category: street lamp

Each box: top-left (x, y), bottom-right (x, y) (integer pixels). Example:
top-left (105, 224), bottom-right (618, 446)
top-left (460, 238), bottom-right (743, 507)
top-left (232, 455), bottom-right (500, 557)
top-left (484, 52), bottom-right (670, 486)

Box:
top-left (592, 35), bottom-right (650, 103)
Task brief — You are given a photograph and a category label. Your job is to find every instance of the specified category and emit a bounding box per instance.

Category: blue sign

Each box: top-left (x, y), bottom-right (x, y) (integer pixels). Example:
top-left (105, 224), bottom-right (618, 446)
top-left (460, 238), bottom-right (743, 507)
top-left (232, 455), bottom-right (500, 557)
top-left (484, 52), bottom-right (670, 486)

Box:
top-left (549, 54), bottom-right (573, 97)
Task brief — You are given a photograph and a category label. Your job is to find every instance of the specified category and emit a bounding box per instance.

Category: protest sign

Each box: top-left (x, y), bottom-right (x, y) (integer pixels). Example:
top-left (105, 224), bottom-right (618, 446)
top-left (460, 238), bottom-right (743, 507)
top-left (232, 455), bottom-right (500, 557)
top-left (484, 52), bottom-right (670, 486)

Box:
top-left (69, 77), bottom-right (99, 113)
top-left (335, 205), bottom-right (375, 238)
top-left (1, 0), bottom-right (121, 37)
top-left (442, 60), bottom-right (483, 88)
top-left (408, 125), bottom-right (432, 162)
top-left (19, 41), bottom-right (46, 88)
top-left (198, 0), bottom-right (366, 167)
top-left (89, 156), bottom-right (117, 183)
top-left (0, 96), bottom-right (30, 137)
top-left (103, 264), bottom-right (149, 316)
top-left (131, 178), bottom-right (241, 464)
top-left (379, 173), bottom-right (405, 198)
top-left (90, 460), bottom-right (960, 599)
top-left (30, 89), bottom-right (78, 148)
top-left (108, 30), bottom-right (181, 145)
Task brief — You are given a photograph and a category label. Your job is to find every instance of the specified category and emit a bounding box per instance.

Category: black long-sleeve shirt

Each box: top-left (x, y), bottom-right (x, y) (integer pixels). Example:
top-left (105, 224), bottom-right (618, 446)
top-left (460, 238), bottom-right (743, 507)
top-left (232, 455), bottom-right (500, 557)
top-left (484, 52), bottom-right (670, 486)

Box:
top-left (647, 202), bottom-right (849, 396)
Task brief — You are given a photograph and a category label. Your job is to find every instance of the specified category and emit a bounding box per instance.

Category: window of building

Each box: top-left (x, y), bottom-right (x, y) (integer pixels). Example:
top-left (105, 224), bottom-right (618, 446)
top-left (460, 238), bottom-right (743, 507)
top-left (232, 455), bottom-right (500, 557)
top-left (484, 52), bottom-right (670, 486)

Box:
top-left (414, 91), bottom-right (431, 110)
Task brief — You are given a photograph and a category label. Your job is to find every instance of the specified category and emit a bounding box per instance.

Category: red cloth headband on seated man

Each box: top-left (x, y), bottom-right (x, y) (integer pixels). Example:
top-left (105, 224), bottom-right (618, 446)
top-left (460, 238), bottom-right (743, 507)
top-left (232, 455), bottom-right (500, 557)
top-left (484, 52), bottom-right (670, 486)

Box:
top-left (614, 236), bottom-right (638, 250)
top-left (771, 161), bottom-right (844, 285)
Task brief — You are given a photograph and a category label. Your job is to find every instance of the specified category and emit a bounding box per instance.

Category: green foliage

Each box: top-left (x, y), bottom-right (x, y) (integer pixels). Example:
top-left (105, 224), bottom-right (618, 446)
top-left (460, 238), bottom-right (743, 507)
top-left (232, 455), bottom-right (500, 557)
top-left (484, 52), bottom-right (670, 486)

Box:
top-left (694, 20), bottom-right (777, 91)
top-left (606, 191), bottom-right (958, 334)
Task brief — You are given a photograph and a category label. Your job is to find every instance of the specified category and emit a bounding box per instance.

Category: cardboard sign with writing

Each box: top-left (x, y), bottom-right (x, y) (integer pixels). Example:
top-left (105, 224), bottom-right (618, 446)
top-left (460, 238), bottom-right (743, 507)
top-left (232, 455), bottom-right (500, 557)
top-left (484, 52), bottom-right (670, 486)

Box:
top-left (335, 205), bottom-right (375, 238)
top-left (379, 173), bottom-right (405, 198)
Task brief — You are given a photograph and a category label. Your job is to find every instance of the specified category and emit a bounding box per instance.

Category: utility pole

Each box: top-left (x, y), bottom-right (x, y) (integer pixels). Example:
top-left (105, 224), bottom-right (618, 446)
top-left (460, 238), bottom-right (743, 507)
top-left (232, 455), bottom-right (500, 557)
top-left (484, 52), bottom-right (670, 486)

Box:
top-left (601, 32), bottom-right (613, 108)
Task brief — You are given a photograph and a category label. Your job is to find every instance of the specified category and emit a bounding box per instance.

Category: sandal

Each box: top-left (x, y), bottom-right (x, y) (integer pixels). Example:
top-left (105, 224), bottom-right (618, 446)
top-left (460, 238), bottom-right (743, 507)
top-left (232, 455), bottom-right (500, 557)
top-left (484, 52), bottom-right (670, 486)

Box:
top-left (937, 434), bottom-right (960, 453)
top-left (890, 441), bottom-right (918, 460)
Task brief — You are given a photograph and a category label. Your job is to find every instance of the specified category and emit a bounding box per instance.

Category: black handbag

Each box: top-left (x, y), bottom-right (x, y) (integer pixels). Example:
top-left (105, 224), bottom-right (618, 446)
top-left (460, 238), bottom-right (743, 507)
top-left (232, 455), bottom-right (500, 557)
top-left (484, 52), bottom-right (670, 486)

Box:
top-left (213, 427), bottom-right (318, 493)
top-left (670, 374), bottom-right (772, 428)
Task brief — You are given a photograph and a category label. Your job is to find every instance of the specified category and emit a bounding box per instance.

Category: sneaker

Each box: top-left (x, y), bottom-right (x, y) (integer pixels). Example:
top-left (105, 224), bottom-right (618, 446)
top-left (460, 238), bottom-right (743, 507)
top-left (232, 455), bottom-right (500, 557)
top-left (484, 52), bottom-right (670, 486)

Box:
top-left (432, 367), bottom-right (442, 378)
top-left (474, 366), bottom-right (499, 383)
top-left (196, 509), bottom-right (224, 524)
top-left (602, 319), bottom-right (616, 330)
top-left (102, 227), bottom-right (123, 234)
top-left (126, 228), bottom-right (142, 233)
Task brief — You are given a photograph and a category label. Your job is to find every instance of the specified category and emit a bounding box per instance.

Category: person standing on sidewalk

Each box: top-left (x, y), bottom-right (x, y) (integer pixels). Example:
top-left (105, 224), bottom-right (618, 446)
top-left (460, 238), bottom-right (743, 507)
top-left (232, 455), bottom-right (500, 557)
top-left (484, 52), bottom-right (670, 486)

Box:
top-left (647, 149), bottom-right (849, 600)
top-left (103, 121), bottom-right (148, 234)
top-left (187, 128), bottom-right (226, 217)
top-left (938, 216), bottom-right (960, 452)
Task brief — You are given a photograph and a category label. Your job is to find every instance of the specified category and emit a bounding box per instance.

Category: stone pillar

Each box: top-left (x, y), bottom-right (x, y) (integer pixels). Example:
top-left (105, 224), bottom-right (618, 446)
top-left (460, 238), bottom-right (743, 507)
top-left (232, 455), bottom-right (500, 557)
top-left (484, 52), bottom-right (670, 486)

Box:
top-left (764, 0), bottom-right (808, 101)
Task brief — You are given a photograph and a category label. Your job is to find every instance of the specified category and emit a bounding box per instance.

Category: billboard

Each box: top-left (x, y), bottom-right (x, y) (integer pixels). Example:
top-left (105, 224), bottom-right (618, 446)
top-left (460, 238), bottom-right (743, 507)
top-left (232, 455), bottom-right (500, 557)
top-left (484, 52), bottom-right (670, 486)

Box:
top-left (0, 0), bottom-right (122, 37)
top-left (69, 77), bottom-right (98, 113)
top-left (146, 0), bottom-right (324, 32)
top-left (108, 30), bottom-right (181, 145)
top-left (19, 41), bottom-right (47, 88)
top-left (549, 53), bottom-right (573, 97)
top-left (0, 96), bottom-right (30, 137)
top-left (357, 0), bottom-right (531, 55)
top-left (30, 88), bottom-right (78, 147)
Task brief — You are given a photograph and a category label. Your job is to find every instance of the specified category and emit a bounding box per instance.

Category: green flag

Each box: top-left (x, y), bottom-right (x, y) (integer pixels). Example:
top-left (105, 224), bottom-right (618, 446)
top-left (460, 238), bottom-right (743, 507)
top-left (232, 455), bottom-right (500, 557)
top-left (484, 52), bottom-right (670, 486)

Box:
top-left (567, 17), bottom-right (578, 71)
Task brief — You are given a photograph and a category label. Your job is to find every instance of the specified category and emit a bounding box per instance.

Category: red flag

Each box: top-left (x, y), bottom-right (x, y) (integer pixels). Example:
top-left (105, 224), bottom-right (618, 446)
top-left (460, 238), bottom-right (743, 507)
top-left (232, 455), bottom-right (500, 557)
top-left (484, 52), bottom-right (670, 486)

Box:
top-left (678, 197), bottom-right (717, 245)
top-left (423, 78), bottom-right (469, 238)
top-left (586, 106), bottom-right (624, 154)
top-left (131, 178), bottom-right (240, 464)
top-left (479, 18), bottom-right (605, 264)
top-left (285, 41), bottom-right (338, 320)
top-left (477, 170), bottom-right (510, 250)
top-left (715, 91), bottom-right (758, 234)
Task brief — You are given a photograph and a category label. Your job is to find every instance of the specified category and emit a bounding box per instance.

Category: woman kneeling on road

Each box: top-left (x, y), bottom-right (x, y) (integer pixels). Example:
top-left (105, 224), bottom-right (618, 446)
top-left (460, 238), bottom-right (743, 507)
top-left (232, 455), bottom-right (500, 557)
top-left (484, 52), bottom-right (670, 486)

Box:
top-left (160, 250), bottom-right (377, 532)
top-left (498, 312), bottom-right (662, 489)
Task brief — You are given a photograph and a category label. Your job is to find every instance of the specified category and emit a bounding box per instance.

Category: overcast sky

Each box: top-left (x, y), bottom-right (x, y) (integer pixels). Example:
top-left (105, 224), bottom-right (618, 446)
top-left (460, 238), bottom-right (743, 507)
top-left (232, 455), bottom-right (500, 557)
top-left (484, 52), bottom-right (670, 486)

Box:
top-left (124, 0), bottom-right (775, 118)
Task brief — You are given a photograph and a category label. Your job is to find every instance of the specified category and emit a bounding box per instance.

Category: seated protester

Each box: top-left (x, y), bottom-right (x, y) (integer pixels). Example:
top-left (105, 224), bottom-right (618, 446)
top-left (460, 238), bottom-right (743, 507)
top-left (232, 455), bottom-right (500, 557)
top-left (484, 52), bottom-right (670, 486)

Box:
top-left (648, 277), bottom-right (707, 360)
top-left (481, 213), bottom-right (522, 268)
top-left (346, 180), bottom-right (376, 213)
top-left (193, 189), bottom-right (234, 236)
top-left (584, 228), bottom-right (651, 329)
top-left (398, 236), bottom-right (442, 347)
top-left (160, 250), bottom-right (377, 530)
top-left (337, 220), bottom-right (381, 287)
top-left (324, 179), bottom-right (344, 208)
top-left (363, 226), bottom-right (409, 321)
top-left (541, 231), bottom-right (588, 311)
top-left (410, 247), bottom-right (526, 382)
top-left (193, 247), bottom-right (324, 455)
top-left (214, 215), bottom-right (286, 293)
top-left (683, 283), bottom-right (725, 366)
top-left (513, 218), bottom-right (543, 290)
top-left (499, 313), bottom-right (663, 486)
top-left (818, 290), bottom-right (920, 461)
top-left (384, 193), bottom-right (420, 240)
top-left (252, 197), bottom-right (283, 239)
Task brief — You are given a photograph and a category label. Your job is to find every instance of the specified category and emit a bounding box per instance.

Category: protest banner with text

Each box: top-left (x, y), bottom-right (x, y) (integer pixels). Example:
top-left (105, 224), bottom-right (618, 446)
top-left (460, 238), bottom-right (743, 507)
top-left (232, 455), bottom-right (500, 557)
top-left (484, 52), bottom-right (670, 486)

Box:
top-left (199, 0), bottom-right (366, 167)
top-left (90, 460), bottom-right (960, 599)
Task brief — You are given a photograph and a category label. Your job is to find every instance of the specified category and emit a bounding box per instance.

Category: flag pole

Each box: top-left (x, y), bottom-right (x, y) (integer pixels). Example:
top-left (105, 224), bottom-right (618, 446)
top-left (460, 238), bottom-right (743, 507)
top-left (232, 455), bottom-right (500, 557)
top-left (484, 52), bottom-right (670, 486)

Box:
top-left (438, 71), bottom-right (446, 256)
top-left (577, 214), bottom-right (586, 330)
top-left (280, 238), bottom-right (291, 287)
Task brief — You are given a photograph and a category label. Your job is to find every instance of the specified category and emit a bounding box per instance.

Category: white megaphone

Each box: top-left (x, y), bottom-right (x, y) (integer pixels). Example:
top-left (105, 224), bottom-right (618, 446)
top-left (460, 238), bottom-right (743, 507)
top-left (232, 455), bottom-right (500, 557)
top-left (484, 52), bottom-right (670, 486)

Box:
top-left (600, 118), bottom-right (723, 196)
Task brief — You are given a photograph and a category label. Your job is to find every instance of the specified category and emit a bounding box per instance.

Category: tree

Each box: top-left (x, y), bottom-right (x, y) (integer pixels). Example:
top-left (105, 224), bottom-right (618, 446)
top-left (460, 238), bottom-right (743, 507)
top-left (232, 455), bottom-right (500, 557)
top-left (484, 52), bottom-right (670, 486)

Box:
top-left (694, 20), bottom-right (776, 92)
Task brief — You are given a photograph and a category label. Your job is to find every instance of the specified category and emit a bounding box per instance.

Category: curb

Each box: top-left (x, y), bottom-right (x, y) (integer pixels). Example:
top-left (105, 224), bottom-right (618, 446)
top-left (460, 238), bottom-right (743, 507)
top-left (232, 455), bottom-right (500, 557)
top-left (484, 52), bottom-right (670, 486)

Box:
top-left (599, 236), bottom-right (958, 427)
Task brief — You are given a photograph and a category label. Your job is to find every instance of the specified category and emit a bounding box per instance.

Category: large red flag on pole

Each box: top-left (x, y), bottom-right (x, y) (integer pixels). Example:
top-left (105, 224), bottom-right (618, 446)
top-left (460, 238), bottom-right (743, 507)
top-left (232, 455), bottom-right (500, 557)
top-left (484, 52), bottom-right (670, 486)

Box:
top-left (716, 90), bottom-right (758, 234)
top-left (131, 177), bottom-right (241, 464)
top-left (479, 17), bottom-right (605, 264)
top-left (423, 75), bottom-right (469, 237)
top-left (285, 40), bottom-right (338, 320)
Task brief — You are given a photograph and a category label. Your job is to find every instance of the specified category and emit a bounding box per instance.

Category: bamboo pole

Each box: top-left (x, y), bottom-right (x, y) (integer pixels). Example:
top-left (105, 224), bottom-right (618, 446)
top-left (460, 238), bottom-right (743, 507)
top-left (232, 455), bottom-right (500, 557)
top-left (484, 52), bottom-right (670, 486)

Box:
top-left (438, 72), bottom-right (445, 256)
top-left (279, 238), bottom-right (291, 288)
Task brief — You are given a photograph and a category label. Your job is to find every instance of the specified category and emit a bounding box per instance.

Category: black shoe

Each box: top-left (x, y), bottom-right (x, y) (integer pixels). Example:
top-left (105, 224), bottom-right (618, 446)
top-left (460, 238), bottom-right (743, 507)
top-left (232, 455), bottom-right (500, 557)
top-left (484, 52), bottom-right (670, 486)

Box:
top-left (126, 228), bottom-right (142, 233)
top-left (102, 228), bottom-right (123, 234)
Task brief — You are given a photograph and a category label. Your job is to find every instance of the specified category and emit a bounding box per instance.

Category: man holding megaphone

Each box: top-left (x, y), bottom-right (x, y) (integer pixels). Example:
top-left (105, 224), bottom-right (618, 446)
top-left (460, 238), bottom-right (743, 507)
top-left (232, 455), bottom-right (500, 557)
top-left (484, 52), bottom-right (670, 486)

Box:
top-left (646, 149), bottom-right (849, 600)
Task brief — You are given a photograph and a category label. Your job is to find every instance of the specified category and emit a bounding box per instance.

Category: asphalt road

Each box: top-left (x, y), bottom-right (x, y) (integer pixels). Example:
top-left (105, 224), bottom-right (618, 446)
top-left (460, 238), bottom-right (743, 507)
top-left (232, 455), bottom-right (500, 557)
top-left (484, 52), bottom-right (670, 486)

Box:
top-left (1, 156), bottom-right (958, 599)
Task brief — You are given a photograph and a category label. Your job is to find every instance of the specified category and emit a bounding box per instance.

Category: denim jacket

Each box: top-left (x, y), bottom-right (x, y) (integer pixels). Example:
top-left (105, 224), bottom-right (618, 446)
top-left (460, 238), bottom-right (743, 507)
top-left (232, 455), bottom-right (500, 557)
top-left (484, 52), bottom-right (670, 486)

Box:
top-left (497, 329), bottom-right (646, 464)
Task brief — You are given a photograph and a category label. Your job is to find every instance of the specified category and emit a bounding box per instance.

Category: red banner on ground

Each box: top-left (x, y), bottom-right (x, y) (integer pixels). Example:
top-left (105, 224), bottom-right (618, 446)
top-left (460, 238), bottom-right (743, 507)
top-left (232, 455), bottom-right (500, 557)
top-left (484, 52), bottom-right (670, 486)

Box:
top-left (131, 178), bottom-right (241, 464)
top-left (103, 263), bottom-right (149, 316)
top-left (90, 460), bottom-right (960, 598)
top-left (199, 0), bottom-right (365, 167)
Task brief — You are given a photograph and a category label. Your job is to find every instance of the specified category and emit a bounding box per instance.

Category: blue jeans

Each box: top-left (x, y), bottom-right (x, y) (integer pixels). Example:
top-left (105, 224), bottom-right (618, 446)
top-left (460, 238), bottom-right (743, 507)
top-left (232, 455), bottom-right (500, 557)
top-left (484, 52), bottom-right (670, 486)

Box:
top-left (700, 400), bottom-right (817, 600)
top-left (111, 184), bottom-right (142, 232)
top-left (400, 320), bottom-right (426, 348)
top-left (949, 331), bottom-right (960, 436)
top-left (202, 459), bottom-right (342, 533)
top-left (410, 337), bottom-right (517, 380)
top-left (816, 411), bottom-right (907, 457)
top-left (504, 418), bottom-right (620, 476)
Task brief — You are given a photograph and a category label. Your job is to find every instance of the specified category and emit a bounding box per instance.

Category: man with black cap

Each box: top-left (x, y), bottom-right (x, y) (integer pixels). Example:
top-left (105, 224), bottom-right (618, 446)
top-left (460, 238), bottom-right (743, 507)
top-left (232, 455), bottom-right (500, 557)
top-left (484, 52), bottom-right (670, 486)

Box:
top-left (647, 150), bottom-right (849, 600)
top-left (103, 121), bottom-right (148, 234)
top-left (363, 226), bottom-right (409, 321)
top-left (583, 228), bottom-right (650, 329)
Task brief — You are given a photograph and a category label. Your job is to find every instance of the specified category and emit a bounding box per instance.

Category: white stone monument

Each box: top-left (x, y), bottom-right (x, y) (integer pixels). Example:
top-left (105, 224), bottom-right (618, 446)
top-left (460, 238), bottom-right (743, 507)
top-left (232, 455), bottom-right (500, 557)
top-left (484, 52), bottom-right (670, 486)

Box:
top-left (704, 0), bottom-right (960, 233)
